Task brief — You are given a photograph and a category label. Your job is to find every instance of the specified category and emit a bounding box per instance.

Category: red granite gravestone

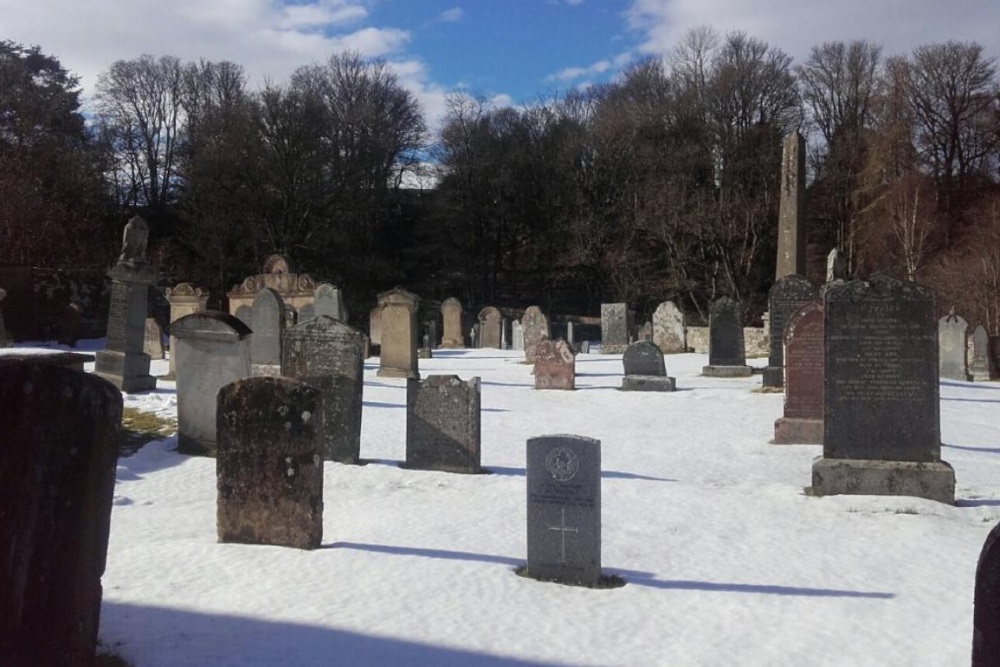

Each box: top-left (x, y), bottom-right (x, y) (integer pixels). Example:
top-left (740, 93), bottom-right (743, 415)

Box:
top-left (534, 338), bottom-right (575, 390)
top-left (774, 302), bottom-right (823, 444)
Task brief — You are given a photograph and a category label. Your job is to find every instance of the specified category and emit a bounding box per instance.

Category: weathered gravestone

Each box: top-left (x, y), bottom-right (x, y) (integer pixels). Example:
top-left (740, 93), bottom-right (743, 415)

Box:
top-left (216, 376), bottom-right (324, 549)
top-left (165, 282), bottom-right (209, 375)
top-left (534, 339), bottom-right (576, 390)
top-left (776, 131), bottom-right (806, 280)
top-left (171, 311), bottom-right (252, 456)
top-left (405, 375), bottom-right (481, 473)
top-left (440, 298), bottom-right (465, 348)
top-left (143, 317), bottom-right (164, 360)
top-left (811, 277), bottom-right (955, 504)
top-left (763, 275), bottom-right (819, 389)
top-left (377, 287), bottom-right (419, 379)
top-left (652, 301), bottom-right (686, 354)
top-left (971, 325), bottom-right (991, 382)
top-left (526, 434), bottom-right (601, 586)
top-left (511, 319), bottom-right (524, 352)
top-left (226, 254), bottom-right (316, 322)
top-left (773, 302), bottom-right (824, 444)
top-left (478, 306), bottom-right (502, 349)
top-left (621, 341), bottom-right (676, 392)
top-left (637, 321), bottom-right (653, 343)
top-left (94, 215), bottom-right (158, 392)
top-left (522, 306), bottom-right (550, 363)
top-left (973, 521), bottom-right (1000, 666)
top-left (234, 304), bottom-right (253, 328)
top-left (282, 316), bottom-right (365, 464)
top-left (312, 283), bottom-right (348, 322)
top-left (938, 310), bottom-right (970, 381)
top-left (0, 363), bottom-right (122, 667)
top-left (702, 297), bottom-right (752, 377)
top-left (600, 303), bottom-right (632, 354)
top-left (369, 305), bottom-right (382, 347)
top-left (250, 288), bottom-right (285, 376)
top-left (826, 247), bottom-right (846, 283)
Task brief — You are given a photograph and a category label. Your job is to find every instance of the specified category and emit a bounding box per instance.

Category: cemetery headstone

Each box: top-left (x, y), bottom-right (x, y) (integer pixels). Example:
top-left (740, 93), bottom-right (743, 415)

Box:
top-left (376, 287), bottom-right (419, 379)
top-left (776, 131), bottom-right (806, 279)
top-left (501, 317), bottom-right (509, 350)
top-left (600, 303), bottom-right (631, 354)
top-left (763, 275), bottom-right (819, 389)
top-left (973, 521), bottom-right (1000, 666)
top-left (226, 254), bottom-right (317, 322)
top-left (440, 298), bottom-right (465, 348)
top-left (970, 325), bottom-right (991, 382)
top-left (534, 338), bottom-right (576, 390)
top-left (217, 376), bottom-right (324, 549)
top-left (369, 305), bottom-right (382, 347)
top-left (234, 304), bottom-right (253, 328)
top-left (638, 321), bottom-right (653, 343)
top-left (938, 309), bottom-right (970, 381)
top-left (405, 375), bottom-right (481, 473)
top-left (165, 282), bottom-right (209, 375)
top-left (143, 317), bottom-right (164, 360)
top-left (282, 316), bottom-right (365, 464)
top-left (773, 302), bottom-right (824, 444)
top-left (526, 434), bottom-right (601, 586)
top-left (313, 283), bottom-right (347, 322)
top-left (522, 306), bottom-right (550, 363)
top-left (702, 296), bottom-right (752, 377)
top-left (171, 311), bottom-right (252, 456)
top-left (826, 247), bottom-right (846, 282)
top-left (652, 301), bottom-right (686, 354)
top-left (512, 319), bottom-right (524, 351)
top-left (811, 277), bottom-right (955, 504)
top-left (250, 287), bottom-right (285, 376)
top-left (621, 341), bottom-right (675, 391)
top-left (478, 306), bottom-right (502, 349)
top-left (0, 363), bottom-right (122, 667)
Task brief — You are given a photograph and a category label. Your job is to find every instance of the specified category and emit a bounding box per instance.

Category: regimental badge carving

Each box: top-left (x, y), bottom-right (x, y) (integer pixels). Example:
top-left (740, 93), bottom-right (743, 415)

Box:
top-left (545, 446), bottom-right (579, 482)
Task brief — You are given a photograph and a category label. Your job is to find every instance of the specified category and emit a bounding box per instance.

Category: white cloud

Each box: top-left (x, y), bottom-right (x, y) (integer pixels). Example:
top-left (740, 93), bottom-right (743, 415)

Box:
top-left (440, 7), bottom-right (464, 23)
top-left (548, 51), bottom-right (633, 83)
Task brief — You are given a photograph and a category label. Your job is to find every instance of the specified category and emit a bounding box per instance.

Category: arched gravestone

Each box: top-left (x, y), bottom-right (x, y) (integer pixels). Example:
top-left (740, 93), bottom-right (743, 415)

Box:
top-left (973, 521), bottom-right (1000, 666)
top-left (971, 325), bottom-right (991, 382)
top-left (938, 310), bottom-right (969, 381)
top-left (250, 288), bottom-right (285, 376)
top-left (377, 287), bottom-right (419, 379)
top-left (478, 306), bottom-right (502, 349)
top-left (702, 297), bottom-right (752, 377)
top-left (534, 339), bottom-right (575, 390)
top-left (0, 363), bottom-right (122, 667)
top-left (165, 283), bottom-right (209, 375)
top-left (762, 275), bottom-right (818, 389)
top-left (405, 375), bottom-right (481, 473)
top-left (773, 302), bottom-right (824, 444)
top-left (621, 341), bottom-right (675, 391)
top-left (600, 303), bottom-right (631, 354)
top-left (171, 311), bottom-right (252, 456)
top-left (313, 283), bottom-right (347, 322)
top-left (440, 298), bottom-right (464, 348)
top-left (522, 306), bottom-right (551, 363)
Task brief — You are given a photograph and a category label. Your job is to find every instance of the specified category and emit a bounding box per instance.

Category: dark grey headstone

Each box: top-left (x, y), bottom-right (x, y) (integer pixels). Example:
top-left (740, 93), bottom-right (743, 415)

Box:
top-left (313, 283), bottom-right (347, 322)
top-left (708, 297), bottom-right (745, 366)
top-left (763, 275), bottom-right (818, 388)
top-left (250, 288), bottom-right (285, 375)
top-left (600, 303), bottom-right (629, 353)
top-left (297, 303), bottom-right (316, 322)
top-left (971, 325), bottom-right (991, 382)
top-left (973, 522), bottom-right (1000, 666)
top-left (282, 316), bottom-right (365, 464)
top-left (0, 363), bottom-right (122, 666)
top-left (94, 262), bottom-right (158, 392)
top-left (478, 307), bottom-right (502, 349)
top-left (526, 435), bottom-right (601, 586)
top-left (216, 376), bottom-right (324, 550)
top-left (938, 311), bottom-right (969, 381)
top-left (623, 341), bottom-right (666, 376)
top-left (405, 375), bottom-right (481, 473)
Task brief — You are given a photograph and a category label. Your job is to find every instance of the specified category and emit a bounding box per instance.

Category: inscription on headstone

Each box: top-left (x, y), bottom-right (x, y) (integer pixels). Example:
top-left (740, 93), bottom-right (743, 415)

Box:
top-left (600, 303), bottom-right (630, 354)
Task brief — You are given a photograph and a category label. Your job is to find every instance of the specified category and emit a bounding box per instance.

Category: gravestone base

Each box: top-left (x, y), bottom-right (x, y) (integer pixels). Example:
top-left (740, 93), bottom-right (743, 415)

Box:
top-left (970, 362), bottom-right (991, 383)
top-left (620, 375), bottom-right (676, 392)
top-left (417, 347), bottom-right (433, 359)
top-left (701, 364), bottom-right (753, 378)
top-left (439, 339), bottom-right (464, 349)
top-left (178, 434), bottom-right (217, 457)
top-left (377, 367), bottom-right (420, 380)
top-left (773, 417), bottom-right (823, 444)
top-left (761, 366), bottom-right (784, 389)
top-left (94, 350), bottom-right (157, 393)
top-left (811, 456), bottom-right (955, 504)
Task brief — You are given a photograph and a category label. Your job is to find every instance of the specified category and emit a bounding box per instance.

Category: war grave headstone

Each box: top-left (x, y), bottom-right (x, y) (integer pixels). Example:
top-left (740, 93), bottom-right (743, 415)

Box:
top-left (440, 298), bottom-right (465, 348)
top-left (762, 275), bottom-right (819, 389)
top-left (620, 341), bottom-right (675, 392)
top-left (312, 283), bottom-right (348, 322)
top-left (282, 316), bottom-right (365, 464)
top-left (377, 287), bottom-right (420, 379)
top-left (973, 521), bottom-right (1000, 666)
top-left (534, 338), bottom-right (576, 390)
top-left (405, 375), bottom-right (482, 473)
top-left (525, 434), bottom-right (602, 586)
top-left (171, 311), bottom-right (252, 456)
top-left (600, 303), bottom-right (631, 354)
top-left (938, 310), bottom-right (970, 381)
top-left (94, 215), bottom-right (158, 392)
top-left (653, 301), bottom-right (686, 354)
top-left (773, 302), bottom-right (824, 444)
top-left (702, 297), bottom-right (752, 377)
top-left (165, 282), bottom-right (209, 375)
top-left (811, 277), bottom-right (955, 504)
top-left (249, 288), bottom-right (285, 376)
top-left (522, 306), bottom-right (551, 363)
top-left (970, 325), bottom-right (991, 382)
top-left (226, 254), bottom-right (316, 322)
top-left (0, 362), bottom-right (122, 667)
top-left (478, 306), bottom-right (502, 349)
top-left (776, 131), bottom-right (806, 280)
top-left (512, 319), bottom-right (524, 351)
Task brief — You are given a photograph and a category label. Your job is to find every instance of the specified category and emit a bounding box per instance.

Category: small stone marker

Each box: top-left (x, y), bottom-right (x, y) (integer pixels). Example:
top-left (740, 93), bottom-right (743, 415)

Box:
top-left (405, 375), bottom-right (481, 473)
top-left (440, 298), bottom-right (464, 348)
top-left (313, 283), bottom-right (347, 322)
top-left (938, 309), bottom-right (969, 381)
top-left (250, 287), bottom-right (286, 376)
top-left (973, 521), bottom-right (1000, 666)
top-left (0, 362), bottom-right (122, 667)
top-left (762, 275), bottom-right (818, 389)
top-left (522, 306), bottom-right (550, 363)
top-left (376, 287), bottom-right (420, 379)
top-left (216, 376), bottom-right (324, 550)
top-left (478, 306), bottom-right (502, 349)
top-left (621, 341), bottom-right (675, 391)
top-left (600, 303), bottom-right (631, 353)
top-left (511, 319), bottom-right (524, 351)
top-left (637, 321), bottom-right (652, 343)
top-left (971, 325), bottom-right (991, 382)
top-left (773, 302), bottom-right (824, 444)
top-left (534, 339), bottom-right (575, 390)
top-left (526, 434), bottom-right (601, 586)
top-left (282, 316), bottom-right (365, 464)
top-left (702, 296), bottom-right (752, 377)
top-left (811, 277), bottom-right (954, 504)
top-left (653, 301), bottom-right (686, 354)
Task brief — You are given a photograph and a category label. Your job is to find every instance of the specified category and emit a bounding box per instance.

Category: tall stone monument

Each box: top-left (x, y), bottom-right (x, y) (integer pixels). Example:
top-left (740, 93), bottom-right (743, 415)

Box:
top-left (776, 132), bottom-right (806, 280)
top-left (600, 303), bottom-right (632, 354)
top-left (94, 215), bottom-right (158, 392)
top-left (377, 287), bottom-right (420, 379)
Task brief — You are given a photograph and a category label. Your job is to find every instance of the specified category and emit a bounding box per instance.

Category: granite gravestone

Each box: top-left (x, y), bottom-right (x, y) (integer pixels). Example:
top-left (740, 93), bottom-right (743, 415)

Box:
top-left (763, 275), bottom-right (818, 389)
top-left (621, 341), bottom-right (676, 391)
top-left (938, 310), bottom-right (970, 381)
top-left (250, 287), bottom-right (286, 376)
top-left (600, 303), bottom-right (631, 354)
top-left (773, 302), bottom-right (824, 444)
top-left (143, 317), bottom-right (165, 359)
top-left (165, 283), bottom-right (209, 375)
top-left (534, 339), bottom-right (576, 390)
top-left (376, 287), bottom-right (419, 379)
top-left (971, 325), bottom-right (991, 382)
top-left (652, 301), bottom-right (686, 354)
top-left (776, 131), bottom-right (806, 279)
top-left (405, 375), bottom-right (481, 473)
top-left (526, 434), bottom-right (601, 586)
top-left (511, 319), bottom-right (524, 352)
top-left (234, 304), bottom-right (253, 328)
top-left (812, 277), bottom-right (954, 504)
top-left (282, 316), bottom-right (366, 464)
top-left (702, 297), bottom-right (752, 377)
top-left (973, 521), bottom-right (1000, 666)
top-left (216, 376), bottom-right (324, 550)
top-left (171, 311), bottom-right (252, 456)
top-left (522, 306), bottom-right (550, 363)
top-left (0, 363), bottom-right (122, 667)
top-left (440, 298), bottom-right (464, 348)
top-left (313, 283), bottom-right (347, 322)
top-left (478, 306), bottom-right (502, 349)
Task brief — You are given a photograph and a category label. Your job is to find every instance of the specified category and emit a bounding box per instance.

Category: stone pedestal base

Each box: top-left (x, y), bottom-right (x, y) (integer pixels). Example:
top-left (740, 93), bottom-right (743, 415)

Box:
top-left (621, 375), bottom-right (676, 392)
top-left (762, 366), bottom-right (784, 389)
top-left (94, 350), bottom-right (156, 393)
top-left (773, 417), bottom-right (822, 444)
top-left (701, 365), bottom-right (753, 378)
top-left (377, 367), bottom-right (419, 379)
top-left (810, 456), bottom-right (955, 504)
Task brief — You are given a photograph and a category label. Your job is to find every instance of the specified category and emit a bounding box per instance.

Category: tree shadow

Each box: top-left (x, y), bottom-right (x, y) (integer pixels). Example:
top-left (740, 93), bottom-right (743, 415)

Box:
top-left (942, 443), bottom-right (1000, 454)
top-left (940, 396), bottom-right (1000, 404)
top-left (941, 380), bottom-right (1000, 391)
top-left (956, 499), bottom-right (1000, 508)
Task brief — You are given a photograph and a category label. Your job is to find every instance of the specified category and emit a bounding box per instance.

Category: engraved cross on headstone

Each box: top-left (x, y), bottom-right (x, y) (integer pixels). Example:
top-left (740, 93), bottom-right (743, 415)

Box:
top-left (547, 507), bottom-right (578, 564)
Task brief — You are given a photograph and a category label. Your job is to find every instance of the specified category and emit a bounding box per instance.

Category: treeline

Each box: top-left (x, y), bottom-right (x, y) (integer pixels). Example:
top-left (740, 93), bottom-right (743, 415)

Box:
top-left (1, 28), bottom-right (998, 330)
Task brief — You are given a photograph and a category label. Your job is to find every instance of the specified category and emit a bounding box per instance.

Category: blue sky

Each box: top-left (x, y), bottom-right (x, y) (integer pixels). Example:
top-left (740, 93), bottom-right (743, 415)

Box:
top-left (2, 0), bottom-right (998, 129)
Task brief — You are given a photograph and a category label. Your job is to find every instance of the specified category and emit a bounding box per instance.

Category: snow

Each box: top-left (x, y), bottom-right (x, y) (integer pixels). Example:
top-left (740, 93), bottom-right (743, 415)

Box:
top-left (64, 344), bottom-right (1000, 665)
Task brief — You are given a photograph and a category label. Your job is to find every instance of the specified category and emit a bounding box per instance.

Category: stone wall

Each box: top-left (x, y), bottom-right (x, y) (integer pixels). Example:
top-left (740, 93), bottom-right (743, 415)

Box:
top-left (686, 326), bottom-right (769, 358)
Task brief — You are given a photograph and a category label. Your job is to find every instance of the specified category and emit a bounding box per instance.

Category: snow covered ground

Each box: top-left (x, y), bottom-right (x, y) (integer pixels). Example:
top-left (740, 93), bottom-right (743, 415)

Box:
top-left (46, 344), bottom-right (1000, 665)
